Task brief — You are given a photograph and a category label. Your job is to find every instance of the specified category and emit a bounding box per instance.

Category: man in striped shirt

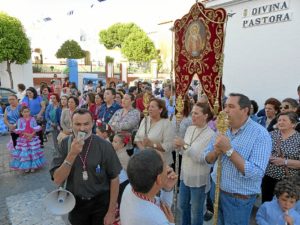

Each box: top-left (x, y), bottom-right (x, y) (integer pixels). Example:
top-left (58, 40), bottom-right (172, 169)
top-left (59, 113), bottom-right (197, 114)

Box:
top-left (204, 93), bottom-right (272, 225)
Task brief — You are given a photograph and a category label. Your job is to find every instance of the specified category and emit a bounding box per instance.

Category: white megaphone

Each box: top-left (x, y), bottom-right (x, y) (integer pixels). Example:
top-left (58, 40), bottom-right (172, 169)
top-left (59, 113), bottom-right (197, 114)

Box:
top-left (44, 187), bottom-right (76, 215)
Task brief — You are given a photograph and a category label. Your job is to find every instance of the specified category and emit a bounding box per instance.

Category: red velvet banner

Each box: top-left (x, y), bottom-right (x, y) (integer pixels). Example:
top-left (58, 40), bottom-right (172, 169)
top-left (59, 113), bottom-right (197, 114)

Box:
top-left (174, 2), bottom-right (227, 112)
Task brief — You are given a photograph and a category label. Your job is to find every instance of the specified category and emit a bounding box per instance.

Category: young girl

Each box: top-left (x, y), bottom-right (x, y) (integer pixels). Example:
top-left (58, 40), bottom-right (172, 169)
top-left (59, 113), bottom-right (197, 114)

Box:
top-left (96, 119), bottom-right (113, 142)
top-left (112, 132), bottom-right (131, 225)
top-left (10, 106), bottom-right (46, 173)
top-left (112, 132), bottom-right (131, 204)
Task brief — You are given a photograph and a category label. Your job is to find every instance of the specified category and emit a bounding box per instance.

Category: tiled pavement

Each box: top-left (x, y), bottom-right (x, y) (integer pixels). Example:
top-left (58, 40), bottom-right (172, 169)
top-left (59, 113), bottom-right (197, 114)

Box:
top-left (0, 134), bottom-right (63, 225)
top-left (0, 134), bottom-right (257, 225)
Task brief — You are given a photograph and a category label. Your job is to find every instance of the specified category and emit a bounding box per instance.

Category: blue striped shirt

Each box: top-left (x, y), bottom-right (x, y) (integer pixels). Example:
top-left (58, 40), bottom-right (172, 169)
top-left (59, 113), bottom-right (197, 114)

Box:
top-left (204, 118), bottom-right (272, 195)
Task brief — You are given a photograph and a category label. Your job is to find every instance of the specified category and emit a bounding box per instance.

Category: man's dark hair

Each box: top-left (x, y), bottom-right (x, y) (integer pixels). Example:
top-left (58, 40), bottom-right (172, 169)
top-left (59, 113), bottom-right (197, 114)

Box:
top-left (72, 108), bottom-right (93, 120)
top-left (127, 149), bottom-right (163, 193)
top-left (297, 85), bottom-right (300, 92)
top-left (142, 81), bottom-right (151, 87)
top-left (274, 177), bottom-right (300, 200)
top-left (128, 86), bottom-right (137, 94)
top-left (229, 93), bottom-right (251, 115)
top-left (105, 87), bottom-right (116, 95)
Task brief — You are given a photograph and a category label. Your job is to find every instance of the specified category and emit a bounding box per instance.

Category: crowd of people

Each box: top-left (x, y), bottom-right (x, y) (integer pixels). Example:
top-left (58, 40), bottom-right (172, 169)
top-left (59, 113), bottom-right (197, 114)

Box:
top-left (1, 76), bottom-right (300, 225)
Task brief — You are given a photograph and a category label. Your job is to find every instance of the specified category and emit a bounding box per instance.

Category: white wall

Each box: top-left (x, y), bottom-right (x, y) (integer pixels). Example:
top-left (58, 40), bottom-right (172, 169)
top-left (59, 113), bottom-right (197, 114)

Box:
top-left (0, 61), bottom-right (33, 91)
top-left (207, 0), bottom-right (300, 108)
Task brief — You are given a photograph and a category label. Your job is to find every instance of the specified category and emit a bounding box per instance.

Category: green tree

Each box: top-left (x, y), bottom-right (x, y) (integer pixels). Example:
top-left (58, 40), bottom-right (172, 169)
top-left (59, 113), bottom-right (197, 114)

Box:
top-left (99, 23), bottom-right (143, 49)
top-left (122, 31), bottom-right (157, 62)
top-left (0, 13), bottom-right (31, 89)
top-left (55, 40), bottom-right (85, 59)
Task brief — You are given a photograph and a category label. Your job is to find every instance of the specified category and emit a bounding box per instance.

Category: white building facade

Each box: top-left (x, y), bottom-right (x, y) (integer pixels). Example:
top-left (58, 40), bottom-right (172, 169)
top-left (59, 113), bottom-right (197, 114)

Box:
top-left (205, 0), bottom-right (300, 107)
top-left (0, 61), bottom-right (33, 90)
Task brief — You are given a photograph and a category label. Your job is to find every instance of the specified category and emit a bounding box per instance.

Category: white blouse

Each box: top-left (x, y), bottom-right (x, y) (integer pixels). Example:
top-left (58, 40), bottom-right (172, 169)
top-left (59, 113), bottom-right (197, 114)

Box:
top-left (134, 117), bottom-right (175, 165)
top-left (181, 125), bottom-right (215, 188)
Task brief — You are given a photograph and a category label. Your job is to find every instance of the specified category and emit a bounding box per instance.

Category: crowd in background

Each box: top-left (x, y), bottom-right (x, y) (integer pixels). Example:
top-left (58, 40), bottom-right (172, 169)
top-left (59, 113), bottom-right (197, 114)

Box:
top-left (1, 75), bottom-right (300, 225)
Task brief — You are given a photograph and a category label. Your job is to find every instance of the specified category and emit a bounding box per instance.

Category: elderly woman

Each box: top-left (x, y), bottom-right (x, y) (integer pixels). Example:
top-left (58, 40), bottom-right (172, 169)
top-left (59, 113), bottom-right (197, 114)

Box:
top-left (109, 93), bottom-right (140, 134)
top-left (258, 97), bottom-right (281, 132)
top-left (4, 94), bottom-right (21, 148)
top-left (280, 98), bottom-right (300, 132)
top-left (261, 112), bottom-right (300, 203)
top-left (173, 103), bottom-right (215, 225)
top-left (134, 98), bottom-right (175, 165)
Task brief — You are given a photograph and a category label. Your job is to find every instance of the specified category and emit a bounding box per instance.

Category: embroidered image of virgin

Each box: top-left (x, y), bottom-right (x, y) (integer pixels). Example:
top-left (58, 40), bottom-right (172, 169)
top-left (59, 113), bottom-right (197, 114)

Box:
top-left (185, 21), bottom-right (206, 57)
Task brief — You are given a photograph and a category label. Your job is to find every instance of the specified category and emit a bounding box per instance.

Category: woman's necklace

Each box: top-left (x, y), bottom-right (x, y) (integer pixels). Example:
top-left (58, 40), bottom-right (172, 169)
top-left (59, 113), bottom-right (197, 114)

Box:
top-left (147, 118), bottom-right (160, 135)
top-left (189, 125), bottom-right (208, 146)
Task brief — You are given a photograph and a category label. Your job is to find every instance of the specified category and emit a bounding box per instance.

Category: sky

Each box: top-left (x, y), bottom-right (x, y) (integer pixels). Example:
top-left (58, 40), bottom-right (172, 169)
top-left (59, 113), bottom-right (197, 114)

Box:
top-left (0, 0), bottom-right (196, 62)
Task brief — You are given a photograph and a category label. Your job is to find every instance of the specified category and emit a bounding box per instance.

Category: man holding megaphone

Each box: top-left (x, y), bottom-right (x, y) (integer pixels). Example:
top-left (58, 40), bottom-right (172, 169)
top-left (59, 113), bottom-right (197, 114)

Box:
top-left (50, 108), bottom-right (122, 225)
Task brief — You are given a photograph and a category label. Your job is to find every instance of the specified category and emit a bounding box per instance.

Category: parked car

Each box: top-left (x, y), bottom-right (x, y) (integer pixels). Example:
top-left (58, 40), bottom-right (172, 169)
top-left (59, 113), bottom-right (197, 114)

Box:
top-left (0, 87), bottom-right (17, 106)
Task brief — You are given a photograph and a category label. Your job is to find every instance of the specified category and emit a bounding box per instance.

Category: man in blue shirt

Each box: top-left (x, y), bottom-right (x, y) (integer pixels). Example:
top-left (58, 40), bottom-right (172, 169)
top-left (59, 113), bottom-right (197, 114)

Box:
top-left (204, 93), bottom-right (272, 225)
top-left (98, 88), bottom-right (121, 123)
top-left (162, 84), bottom-right (175, 118)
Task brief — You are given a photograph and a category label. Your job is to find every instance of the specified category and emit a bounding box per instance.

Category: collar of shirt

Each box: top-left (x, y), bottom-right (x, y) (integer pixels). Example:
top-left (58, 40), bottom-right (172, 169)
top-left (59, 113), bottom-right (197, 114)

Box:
top-left (228, 117), bottom-right (250, 139)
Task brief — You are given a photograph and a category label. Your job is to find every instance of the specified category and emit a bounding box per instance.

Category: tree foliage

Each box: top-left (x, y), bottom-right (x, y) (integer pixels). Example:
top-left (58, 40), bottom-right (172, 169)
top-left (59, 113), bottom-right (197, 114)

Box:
top-left (55, 40), bottom-right (85, 59)
top-left (0, 12), bottom-right (31, 88)
top-left (99, 23), bottom-right (143, 49)
top-left (122, 32), bottom-right (157, 62)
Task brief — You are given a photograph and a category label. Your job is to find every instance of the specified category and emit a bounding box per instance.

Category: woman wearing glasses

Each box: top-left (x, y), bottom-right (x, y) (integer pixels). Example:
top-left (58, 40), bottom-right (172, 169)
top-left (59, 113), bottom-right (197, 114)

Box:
top-left (280, 98), bottom-right (300, 132)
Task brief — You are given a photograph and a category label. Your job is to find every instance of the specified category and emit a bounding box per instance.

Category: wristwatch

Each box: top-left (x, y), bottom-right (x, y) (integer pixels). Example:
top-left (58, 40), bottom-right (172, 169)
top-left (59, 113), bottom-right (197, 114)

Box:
top-left (153, 143), bottom-right (158, 149)
top-left (226, 148), bottom-right (234, 157)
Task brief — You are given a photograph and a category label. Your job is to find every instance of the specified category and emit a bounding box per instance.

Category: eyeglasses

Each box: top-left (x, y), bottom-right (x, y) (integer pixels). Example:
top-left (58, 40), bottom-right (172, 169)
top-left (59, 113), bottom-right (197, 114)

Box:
top-left (280, 105), bottom-right (290, 110)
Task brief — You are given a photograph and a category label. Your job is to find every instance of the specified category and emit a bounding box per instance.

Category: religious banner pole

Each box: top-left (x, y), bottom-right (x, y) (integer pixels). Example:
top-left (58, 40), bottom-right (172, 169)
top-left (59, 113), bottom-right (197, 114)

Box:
top-left (143, 92), bottom-right (150, 137)
top-left (212, 17), bottom-right (229, 225)
top-left (172, 94), bottom-right (184, 217)
top-left (173, 1), bottom-right (227, 224)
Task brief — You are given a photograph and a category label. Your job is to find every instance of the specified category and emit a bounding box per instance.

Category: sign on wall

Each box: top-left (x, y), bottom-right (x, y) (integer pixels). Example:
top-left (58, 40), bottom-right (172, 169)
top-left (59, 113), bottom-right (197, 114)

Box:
top-left (242, 0), bottom-right (292, 28)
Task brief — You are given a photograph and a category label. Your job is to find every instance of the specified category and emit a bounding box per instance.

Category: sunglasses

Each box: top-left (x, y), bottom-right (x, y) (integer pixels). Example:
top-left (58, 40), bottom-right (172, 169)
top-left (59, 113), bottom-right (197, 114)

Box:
top-left (280, 105), bottom-right (290, 110)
